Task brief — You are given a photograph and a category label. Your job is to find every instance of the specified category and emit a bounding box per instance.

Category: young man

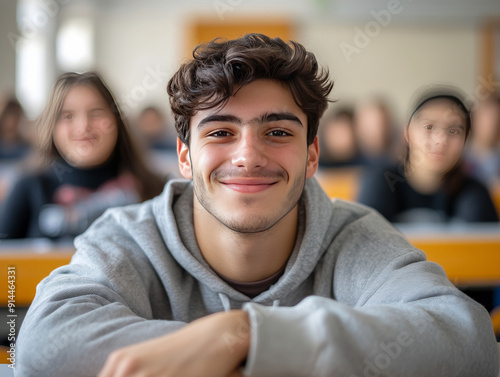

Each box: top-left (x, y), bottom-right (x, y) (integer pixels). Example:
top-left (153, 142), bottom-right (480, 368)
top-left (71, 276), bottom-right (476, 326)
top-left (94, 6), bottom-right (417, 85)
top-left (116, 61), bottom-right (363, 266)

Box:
top-left (17, 34), bottom-right (498, 377)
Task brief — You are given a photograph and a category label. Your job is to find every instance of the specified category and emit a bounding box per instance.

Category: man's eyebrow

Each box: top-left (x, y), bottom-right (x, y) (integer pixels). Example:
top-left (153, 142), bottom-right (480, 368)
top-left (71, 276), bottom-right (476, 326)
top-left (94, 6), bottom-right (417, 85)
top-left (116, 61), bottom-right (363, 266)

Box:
top-left (260, 112), bottom-right (303, 126)
top-left (197, 114), bottom-right (241, 129)
top-left (196, 112), bottom-right (303, 129)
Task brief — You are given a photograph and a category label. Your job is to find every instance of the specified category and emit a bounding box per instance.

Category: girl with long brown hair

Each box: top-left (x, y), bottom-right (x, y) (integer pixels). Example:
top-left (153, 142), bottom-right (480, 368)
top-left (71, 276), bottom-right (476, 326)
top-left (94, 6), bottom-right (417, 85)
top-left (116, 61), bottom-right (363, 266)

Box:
top-left (0, 72), bottom-right (165, 239)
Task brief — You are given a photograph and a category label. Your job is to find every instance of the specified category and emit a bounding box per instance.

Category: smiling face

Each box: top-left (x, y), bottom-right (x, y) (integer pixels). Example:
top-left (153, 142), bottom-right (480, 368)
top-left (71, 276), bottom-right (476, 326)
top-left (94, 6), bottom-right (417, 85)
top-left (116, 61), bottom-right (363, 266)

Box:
top-left (53, 85), bottom-right (118, 168)
top-left (178, 79), bottom-right (319, 234)
top-left (406, 98), bottom-right (467, 175)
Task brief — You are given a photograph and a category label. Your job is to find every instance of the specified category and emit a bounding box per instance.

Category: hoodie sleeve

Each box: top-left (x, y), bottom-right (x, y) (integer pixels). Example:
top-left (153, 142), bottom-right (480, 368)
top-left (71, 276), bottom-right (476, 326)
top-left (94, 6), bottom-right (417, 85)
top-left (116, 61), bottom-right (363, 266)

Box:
top-left (242, 210), bottom-right (500, 377)
top-left (15, 206), bottom-right (186, 377)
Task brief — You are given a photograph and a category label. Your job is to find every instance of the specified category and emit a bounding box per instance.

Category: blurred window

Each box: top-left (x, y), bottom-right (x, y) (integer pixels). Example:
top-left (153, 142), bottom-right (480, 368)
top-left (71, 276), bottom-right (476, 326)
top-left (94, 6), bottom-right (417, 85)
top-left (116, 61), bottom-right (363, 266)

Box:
top-left (57, 17), bottom-right (94, 72)
top-left (15, 0), bottom-right (51, 119)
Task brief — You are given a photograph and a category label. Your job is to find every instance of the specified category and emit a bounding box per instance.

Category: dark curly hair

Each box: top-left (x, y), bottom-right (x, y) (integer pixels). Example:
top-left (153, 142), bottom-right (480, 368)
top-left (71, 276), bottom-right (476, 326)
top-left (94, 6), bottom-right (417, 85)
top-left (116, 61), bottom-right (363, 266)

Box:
top-left (167, 33), bottom-right (334, 146)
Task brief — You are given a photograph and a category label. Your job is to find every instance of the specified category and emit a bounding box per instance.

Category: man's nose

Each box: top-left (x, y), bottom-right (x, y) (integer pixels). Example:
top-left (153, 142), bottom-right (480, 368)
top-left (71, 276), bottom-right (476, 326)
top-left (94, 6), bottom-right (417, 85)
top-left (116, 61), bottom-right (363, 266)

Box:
top-left (231, 132), bottom-right (268, 169)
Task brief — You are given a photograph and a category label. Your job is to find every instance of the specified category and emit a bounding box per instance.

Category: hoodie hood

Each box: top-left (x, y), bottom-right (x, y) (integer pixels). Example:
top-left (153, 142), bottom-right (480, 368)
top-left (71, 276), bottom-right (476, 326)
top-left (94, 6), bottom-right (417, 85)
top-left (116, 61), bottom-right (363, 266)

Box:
top-left (152, 177), bottom-right (338, 308)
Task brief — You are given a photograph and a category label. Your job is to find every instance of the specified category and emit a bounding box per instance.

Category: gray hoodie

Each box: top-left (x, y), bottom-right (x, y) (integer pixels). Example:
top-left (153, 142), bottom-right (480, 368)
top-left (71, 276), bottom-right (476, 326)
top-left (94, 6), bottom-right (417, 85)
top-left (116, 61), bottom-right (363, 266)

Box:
top-left (16, 177), bottom-right (499, 377)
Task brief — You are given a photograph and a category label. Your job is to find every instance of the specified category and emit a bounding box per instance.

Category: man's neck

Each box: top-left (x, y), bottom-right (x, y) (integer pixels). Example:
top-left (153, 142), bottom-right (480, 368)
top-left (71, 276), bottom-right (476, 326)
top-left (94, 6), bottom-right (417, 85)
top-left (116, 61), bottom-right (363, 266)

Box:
top-left (193, 200), bottom-right (299, 283)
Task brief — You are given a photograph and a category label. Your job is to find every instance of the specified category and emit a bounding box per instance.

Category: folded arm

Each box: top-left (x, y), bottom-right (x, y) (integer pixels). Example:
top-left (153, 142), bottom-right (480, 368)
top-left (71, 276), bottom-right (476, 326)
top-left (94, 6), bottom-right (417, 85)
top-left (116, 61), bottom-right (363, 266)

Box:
top-left (242, 251), bottom-right (499, 377)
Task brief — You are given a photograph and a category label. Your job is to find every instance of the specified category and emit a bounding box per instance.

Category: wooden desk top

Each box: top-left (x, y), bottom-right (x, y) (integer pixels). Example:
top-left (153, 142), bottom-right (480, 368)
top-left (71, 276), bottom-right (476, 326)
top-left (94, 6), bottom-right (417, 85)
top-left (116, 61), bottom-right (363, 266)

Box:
top-left (0, 240), bottom-right (74, 306)
top-left (315, 168), bottom-right (361, 201)
top-left (400, 224), bottom-right (500, 286)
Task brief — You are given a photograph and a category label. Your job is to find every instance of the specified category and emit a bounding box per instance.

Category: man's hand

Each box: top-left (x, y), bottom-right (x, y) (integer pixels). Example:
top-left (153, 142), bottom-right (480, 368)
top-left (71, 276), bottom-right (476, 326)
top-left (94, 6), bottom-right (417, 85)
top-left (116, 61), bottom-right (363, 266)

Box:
top-left (98, 310), bottom-right (250, 377)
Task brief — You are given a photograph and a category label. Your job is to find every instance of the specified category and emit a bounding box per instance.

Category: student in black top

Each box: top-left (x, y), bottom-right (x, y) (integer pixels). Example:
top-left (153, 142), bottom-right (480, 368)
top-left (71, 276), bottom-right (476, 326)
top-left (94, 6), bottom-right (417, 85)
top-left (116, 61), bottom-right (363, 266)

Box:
top-left (0, 72), bottom-right (165, 239)
top-left (358, 88), bottom-right (498, 223)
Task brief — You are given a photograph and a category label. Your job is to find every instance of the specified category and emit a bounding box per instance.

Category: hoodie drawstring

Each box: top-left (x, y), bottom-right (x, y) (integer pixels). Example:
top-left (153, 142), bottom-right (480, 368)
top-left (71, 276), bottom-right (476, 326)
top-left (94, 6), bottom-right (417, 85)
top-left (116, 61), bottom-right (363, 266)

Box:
top-left (218, 292), bottom-right (231, 312)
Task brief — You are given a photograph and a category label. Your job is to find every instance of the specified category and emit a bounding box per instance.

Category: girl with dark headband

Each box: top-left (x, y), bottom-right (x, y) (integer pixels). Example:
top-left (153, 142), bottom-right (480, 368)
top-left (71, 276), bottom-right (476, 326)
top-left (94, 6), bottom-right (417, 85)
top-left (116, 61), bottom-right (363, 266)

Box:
top-left (358, 86), bottom-right (498, 224)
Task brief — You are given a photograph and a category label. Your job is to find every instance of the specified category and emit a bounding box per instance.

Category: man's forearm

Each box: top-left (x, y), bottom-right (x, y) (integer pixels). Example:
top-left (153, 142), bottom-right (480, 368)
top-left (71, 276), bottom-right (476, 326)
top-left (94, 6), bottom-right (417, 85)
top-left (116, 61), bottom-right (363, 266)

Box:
top-left (98, 310), bottom-right (250, 377)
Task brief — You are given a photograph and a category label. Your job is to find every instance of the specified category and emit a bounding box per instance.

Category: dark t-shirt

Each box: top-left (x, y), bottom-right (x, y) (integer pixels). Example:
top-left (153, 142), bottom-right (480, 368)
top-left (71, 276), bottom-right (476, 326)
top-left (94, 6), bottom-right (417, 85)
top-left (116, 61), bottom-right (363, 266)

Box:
top-left (0, 158), bottom-right (121, 239)
top-left (357, 163), bottom-right (499, 223)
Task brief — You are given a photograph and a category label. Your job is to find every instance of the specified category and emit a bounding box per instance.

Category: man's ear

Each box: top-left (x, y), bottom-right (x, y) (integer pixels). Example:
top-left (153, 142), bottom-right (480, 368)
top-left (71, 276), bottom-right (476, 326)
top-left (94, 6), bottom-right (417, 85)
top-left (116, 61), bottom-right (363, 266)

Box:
top-left (177, 138), bottom-right (193, 179)
top-left (306, 136), bottom-right (319, 179)
top-left (403, 127), bottom-right (409, 144)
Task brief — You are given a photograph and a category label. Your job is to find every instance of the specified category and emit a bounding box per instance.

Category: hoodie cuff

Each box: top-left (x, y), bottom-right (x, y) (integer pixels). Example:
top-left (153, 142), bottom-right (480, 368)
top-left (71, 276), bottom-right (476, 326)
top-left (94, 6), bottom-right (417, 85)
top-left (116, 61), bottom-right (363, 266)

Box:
top-left (241, 301), bottom-right (321, 377)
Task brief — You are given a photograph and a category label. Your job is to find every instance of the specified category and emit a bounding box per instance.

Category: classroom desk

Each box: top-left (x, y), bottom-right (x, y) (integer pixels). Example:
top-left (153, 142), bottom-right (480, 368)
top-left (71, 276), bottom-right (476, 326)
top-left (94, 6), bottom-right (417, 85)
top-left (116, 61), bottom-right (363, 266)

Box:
top-left (398, 223), bottom-right (500, 287)
top-left (315, 168), bottom-right (360, 202)
top-left (0, 239), bottom-right (74, 306)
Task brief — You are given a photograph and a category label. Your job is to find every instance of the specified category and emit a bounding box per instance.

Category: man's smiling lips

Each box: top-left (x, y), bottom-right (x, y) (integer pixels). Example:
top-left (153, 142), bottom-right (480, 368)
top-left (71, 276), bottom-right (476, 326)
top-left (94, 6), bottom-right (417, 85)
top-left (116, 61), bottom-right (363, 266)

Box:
top-left (219, 178), bottom-right (278, 193)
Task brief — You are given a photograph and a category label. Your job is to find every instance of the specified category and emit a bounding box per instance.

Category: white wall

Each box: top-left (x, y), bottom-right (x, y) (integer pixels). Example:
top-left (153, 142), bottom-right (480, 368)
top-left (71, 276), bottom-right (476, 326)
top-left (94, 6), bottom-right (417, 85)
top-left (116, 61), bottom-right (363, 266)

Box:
top-left (94, 8), bottom-right (185, 120)
top-left (93, 7), bottom-right (481, 126)
top-left (301, 22), bottom-right (479, 124)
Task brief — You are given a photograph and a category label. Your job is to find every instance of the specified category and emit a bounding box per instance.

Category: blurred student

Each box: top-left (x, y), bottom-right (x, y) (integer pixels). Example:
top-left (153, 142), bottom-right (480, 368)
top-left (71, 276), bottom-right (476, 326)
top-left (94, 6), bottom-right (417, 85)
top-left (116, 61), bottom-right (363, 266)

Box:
top-left (354, 97), bottom-right (396, 165)
top-left (0, 72), bottom-right (164, 239)
top-left (358, 88), bottom-right (498, 224)
top-left (135, 106), bottom-right (180, 179)
top-left (0, 97), bottom-right (32, 205)
top-left (464, 94), bottom-right (500, 187)
top-left (136, 106), bottom-right (176, 151)
top-left (318, 107), bottom-right (362, 168)
top-left (0, 97), bottom-right (31, 160)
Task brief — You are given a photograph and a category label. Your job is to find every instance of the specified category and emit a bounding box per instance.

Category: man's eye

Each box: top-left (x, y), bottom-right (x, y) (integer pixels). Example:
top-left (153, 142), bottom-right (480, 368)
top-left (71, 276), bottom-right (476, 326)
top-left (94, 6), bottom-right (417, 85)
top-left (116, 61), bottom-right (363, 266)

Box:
top-left (267, 130), bottom-right (290, 137)
top-left (424, 125), bottom-right (433, 130)
top-left (209, 130), bottom-right (231, 137)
